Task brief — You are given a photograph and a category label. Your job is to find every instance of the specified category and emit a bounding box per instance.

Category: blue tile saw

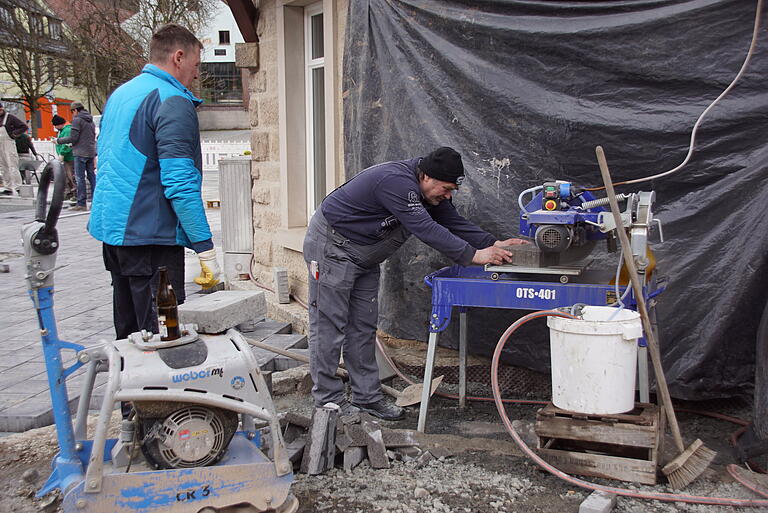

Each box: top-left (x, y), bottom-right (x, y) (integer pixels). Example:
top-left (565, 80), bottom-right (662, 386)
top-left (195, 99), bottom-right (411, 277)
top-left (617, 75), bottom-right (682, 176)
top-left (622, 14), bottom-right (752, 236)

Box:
top-left (21, 161), bottom-right (298, 513)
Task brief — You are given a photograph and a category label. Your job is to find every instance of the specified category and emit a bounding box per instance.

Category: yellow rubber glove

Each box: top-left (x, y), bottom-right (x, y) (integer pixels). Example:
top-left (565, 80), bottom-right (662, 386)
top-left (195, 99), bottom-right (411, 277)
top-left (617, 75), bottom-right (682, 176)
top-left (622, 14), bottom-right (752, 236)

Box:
top-left (194, 248), bottom-right (221, 289)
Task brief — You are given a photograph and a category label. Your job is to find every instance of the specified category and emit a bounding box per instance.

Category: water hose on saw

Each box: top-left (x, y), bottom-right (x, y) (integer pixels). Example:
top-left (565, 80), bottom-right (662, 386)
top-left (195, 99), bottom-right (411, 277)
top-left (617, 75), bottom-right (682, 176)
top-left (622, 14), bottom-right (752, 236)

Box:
top-left (490, 309), bottom-right (768, 507)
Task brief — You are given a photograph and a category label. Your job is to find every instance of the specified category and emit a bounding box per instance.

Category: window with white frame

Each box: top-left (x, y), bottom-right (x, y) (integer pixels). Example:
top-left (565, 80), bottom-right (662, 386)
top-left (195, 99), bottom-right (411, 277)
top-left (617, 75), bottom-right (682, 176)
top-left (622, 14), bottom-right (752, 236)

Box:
top-left (305, 2), bottom-right (326, 219)
top-left (277, 0), bottom-right (338, 249)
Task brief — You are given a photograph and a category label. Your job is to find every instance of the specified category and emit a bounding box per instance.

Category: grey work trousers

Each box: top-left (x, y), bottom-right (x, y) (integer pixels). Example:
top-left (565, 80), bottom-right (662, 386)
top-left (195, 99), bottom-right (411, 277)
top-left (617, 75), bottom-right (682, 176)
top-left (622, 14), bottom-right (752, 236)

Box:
top-left (303, 211), bottom-right (384, 407)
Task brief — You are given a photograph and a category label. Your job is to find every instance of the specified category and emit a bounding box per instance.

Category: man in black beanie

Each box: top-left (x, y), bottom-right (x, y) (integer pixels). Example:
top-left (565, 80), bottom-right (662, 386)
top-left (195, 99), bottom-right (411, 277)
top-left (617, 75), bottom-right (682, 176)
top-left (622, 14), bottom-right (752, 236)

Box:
top-left (302, 147), bottom-right (526, 420)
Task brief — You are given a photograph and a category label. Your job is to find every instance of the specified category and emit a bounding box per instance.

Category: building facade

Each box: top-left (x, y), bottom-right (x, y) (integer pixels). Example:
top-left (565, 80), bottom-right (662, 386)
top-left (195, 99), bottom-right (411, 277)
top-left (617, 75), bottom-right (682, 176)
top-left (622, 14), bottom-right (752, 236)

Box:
top-left (231, 0), bottom-right (348, 306)
top-left (197, 0), bottom-right (250, 131)
top-left (0, 0), bottom-right (86, 137)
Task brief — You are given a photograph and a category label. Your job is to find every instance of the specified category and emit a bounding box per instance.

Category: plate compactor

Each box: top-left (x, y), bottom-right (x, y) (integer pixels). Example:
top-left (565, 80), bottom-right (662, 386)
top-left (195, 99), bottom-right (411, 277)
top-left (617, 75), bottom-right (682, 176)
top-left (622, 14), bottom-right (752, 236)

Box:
top-left (22, 161), bottom-right (298, 513)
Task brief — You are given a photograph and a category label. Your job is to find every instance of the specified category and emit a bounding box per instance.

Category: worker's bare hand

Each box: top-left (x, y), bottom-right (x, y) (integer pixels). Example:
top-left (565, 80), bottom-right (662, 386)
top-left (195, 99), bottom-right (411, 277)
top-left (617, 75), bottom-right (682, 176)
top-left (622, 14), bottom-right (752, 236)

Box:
top-left (472, 246), bottom-right (513, 265)
top-left (494, 238), bottom-right (529, 247)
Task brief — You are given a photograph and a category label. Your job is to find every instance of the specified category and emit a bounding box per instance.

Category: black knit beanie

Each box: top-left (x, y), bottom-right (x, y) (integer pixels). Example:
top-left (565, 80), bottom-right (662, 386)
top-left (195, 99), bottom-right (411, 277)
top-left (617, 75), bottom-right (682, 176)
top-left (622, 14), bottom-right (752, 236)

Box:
top-left (51, 115), bottom-right (66, 126)
top-left (420, 147), bottom-right (465, 184)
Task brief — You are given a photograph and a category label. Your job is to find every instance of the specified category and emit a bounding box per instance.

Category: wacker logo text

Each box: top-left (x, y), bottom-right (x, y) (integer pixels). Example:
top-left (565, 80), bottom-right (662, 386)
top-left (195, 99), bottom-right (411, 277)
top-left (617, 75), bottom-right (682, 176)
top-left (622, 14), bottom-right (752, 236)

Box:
top-left (171, 367), bottom-right (223, 383)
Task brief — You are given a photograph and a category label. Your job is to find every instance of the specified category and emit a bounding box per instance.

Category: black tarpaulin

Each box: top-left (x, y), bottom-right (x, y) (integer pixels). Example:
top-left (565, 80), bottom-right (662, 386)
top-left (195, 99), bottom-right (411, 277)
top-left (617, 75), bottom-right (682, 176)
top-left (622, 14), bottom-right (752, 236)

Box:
top-left (341, 0), bottom-right (768, 400)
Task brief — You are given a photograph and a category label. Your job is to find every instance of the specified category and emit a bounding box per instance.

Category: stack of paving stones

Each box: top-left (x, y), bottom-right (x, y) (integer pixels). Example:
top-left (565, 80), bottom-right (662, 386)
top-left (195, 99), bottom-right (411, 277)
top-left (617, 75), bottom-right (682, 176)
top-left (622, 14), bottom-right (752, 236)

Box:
top-left (272, 409), bottom-right (432, 475)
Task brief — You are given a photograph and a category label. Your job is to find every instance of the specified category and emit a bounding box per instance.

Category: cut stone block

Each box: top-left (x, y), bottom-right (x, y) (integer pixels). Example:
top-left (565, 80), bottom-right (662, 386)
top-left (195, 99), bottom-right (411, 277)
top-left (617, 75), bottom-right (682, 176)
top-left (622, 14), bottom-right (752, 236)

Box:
top-left (579, 490), bottom-right (617, 513)
top-left (281, 412), bottom-right (312, 430)
top-left (271, 365), bottom-right (312, 396)
top-left (363, 422), bottom-right (389, 469)
top-left (286, 437), bottom-right (307, 465)
top-left (238, 319), bottom-right (292, 341)
top-left (343, 446), bottom-right (366, 471)
top-left (300, 406), bottom-right (339, 475)
top-left (272, 349), bottom-right (309, 371)
top-left (263, 333), bottom-right (307, 350)
top-left (249, 333), bottom-right (308, 371)
top-left (178, 290), bottom-right (266, 334)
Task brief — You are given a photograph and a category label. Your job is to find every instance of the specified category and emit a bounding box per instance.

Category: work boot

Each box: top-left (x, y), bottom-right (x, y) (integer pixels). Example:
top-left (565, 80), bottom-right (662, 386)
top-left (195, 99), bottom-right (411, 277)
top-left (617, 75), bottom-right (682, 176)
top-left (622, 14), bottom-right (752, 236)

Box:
top-left (337, 400), bottom-right (360, 417)
top-left (352, 398), bottom-right (405, 421)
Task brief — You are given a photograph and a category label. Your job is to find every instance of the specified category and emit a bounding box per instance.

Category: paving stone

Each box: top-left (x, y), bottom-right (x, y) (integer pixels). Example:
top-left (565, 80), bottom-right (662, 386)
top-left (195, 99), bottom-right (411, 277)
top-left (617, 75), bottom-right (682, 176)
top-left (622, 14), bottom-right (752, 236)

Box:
top-left (343, 446), bottom-right (366, 471)
top-left (579, 490), bottom-right (617, 513)
top-left (262, 333), bottom-right (308, 350)
top-left (271, 365), bottom-right (312, 396)
top-left (250, 333), bottom-right (309, 371)
top-left (300, 406), bottom-right (338, 475)
top-left (272, 349), bottom-right (310, 371)
top-left (286, 437), bottom-right (307, 465)
top-left (344, 423), bottom-right (419, 449)
top-left (363, 421), bottom-right (390, 469)
top-left (178, 290), bottom-right (266, 334)
top-left (238, 319), bottom-right (292, 341)
top-left (0, 392), bottom-right (78, 432)
top-left (281, 412), bottom-right (312, 430)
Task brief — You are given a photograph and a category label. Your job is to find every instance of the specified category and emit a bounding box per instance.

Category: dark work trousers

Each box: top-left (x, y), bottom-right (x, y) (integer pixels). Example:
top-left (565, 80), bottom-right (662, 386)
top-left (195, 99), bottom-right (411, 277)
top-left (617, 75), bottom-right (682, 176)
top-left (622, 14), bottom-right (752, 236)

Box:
top-left (102, 244), bottom-right (186, 340)
top-left (303, 210), bottom-right (409, 407)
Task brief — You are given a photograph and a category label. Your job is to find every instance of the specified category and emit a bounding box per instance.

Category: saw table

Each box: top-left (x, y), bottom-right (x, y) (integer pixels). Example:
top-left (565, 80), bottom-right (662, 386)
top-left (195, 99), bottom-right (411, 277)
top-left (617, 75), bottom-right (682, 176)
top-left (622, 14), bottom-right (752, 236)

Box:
top-left (416, 264), bottom-right (662, 433)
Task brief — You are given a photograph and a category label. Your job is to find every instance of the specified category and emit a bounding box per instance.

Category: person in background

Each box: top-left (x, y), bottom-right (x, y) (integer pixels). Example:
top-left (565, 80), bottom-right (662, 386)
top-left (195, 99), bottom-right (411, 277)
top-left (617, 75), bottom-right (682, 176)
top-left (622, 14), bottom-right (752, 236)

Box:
top-left (88, 24), bottom-right (221, 340)
top-left (56, 101), bottom-right (96, 211)
top-left (0, 103), bottom-right (27, 195)
top-left (52, 114), bottom-right (76, 200)
top-left (15, 128), bottom-right (40, 187)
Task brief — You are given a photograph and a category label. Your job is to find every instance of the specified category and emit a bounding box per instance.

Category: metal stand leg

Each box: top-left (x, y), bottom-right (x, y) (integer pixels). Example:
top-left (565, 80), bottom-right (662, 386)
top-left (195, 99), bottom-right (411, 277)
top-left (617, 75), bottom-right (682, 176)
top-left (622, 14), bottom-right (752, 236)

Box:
top-left (417, 332), bottom-right (439, 433)
top-left (459, 311), bottom-right (467, 409)
top-left (638, 346), bottom-right (649, 403)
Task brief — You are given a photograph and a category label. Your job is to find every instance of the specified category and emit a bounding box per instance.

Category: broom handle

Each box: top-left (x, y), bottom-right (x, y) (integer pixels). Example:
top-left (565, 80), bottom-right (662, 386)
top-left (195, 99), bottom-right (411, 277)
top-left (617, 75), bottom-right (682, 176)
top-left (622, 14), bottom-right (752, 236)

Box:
top-left (244, 336), bottom-right (401, 398)
top-left (595, 146), bottom-right (686, 453)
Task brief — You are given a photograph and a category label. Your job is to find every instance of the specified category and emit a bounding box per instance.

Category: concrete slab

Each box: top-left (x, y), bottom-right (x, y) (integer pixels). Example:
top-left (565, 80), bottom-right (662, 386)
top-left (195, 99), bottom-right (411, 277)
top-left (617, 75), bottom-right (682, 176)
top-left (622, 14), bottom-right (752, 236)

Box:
top-left (179, 290), bottom-right (266, 334)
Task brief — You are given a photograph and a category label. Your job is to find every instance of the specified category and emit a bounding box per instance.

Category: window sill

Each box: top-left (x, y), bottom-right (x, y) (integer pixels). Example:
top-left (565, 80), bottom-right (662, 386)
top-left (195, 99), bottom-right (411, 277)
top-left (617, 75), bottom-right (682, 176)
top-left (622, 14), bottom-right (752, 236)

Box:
top-left (276, 227), bottom-right (307, 252)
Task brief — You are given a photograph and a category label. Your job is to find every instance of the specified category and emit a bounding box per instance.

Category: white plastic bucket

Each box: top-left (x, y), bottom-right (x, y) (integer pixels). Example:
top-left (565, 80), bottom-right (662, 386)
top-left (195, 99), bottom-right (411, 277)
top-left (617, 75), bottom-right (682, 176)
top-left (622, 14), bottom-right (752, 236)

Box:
top-left (547, 306), bottom-right (642, 415)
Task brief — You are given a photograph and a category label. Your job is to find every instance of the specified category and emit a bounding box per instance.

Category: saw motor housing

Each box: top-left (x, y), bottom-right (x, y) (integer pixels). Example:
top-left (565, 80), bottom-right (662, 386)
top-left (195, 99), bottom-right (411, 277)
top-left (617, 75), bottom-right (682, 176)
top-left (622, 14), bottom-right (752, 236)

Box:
top-left (520, 181), bottom-right (609, 254)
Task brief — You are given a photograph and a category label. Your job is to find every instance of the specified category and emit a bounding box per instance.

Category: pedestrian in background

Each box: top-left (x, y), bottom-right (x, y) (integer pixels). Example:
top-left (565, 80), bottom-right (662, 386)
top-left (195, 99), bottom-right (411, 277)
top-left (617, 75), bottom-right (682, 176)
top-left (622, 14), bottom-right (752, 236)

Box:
top-left (52, 114), bottom-right (76, 200)
top-left (56, 101), bottom-right (96, 211)
top-left (89, 24), bottom-right (221, 339)
top-left (16, 128), bottom-right (40, 187)
top-left (0, 103), bottom-right (27, 196)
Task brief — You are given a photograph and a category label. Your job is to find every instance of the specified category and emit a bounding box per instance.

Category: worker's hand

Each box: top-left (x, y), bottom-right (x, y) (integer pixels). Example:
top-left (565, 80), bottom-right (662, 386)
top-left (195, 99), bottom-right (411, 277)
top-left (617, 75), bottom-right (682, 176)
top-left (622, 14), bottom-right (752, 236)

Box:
top-left (194, 248), bottom-right (221, 289)
top-left (494, 238), bottom-right (529, 248)
top-left (472, 246), bottom-right (513, 266)
top-left (57, 154), bottom-right (64, 162)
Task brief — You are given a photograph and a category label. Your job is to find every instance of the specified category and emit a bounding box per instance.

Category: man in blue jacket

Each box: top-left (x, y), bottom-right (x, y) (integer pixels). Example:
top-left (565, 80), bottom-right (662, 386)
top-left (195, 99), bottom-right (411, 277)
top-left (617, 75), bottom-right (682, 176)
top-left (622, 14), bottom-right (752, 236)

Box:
top-left (303, 147), bottom-right (526, 420)
top-left (89, 24), bottom-right (220, 339)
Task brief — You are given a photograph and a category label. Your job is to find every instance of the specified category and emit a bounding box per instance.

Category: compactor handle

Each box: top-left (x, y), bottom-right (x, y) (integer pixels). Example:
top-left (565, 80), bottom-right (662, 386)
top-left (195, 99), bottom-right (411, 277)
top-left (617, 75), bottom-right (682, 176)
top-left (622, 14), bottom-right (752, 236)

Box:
top-left (32, 160), bottom-right (65, 255)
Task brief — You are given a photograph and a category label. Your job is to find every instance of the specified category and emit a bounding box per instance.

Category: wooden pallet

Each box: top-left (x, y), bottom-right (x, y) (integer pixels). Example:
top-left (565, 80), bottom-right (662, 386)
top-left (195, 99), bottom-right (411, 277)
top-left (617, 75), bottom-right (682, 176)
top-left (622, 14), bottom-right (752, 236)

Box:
top-left (535, 402), bottom-right (664, 485)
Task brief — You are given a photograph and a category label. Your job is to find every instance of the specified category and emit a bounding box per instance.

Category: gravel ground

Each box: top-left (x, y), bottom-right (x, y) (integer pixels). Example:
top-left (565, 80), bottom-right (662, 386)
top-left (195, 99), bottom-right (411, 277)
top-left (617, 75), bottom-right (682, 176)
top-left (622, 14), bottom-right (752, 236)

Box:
top-left (2, 374), bottom-right (767, 513)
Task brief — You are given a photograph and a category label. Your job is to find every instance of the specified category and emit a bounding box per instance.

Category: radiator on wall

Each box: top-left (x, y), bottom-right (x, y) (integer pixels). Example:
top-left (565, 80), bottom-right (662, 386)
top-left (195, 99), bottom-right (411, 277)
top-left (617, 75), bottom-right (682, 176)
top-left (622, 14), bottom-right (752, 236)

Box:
top-left (219, 157), bottom-right (253, 284)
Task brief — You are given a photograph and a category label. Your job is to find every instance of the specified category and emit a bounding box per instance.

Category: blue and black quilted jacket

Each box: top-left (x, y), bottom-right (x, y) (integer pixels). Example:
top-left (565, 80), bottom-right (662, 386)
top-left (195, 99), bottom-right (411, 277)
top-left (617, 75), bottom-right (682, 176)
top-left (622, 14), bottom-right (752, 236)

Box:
top-left (88, 64), bottom-right (212, 251)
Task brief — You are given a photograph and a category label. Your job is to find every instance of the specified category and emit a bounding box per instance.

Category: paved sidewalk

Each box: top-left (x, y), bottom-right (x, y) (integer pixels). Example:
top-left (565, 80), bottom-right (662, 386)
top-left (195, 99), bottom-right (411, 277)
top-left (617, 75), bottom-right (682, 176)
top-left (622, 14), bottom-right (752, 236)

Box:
top-left (0, 170), bottom-right (222, 431)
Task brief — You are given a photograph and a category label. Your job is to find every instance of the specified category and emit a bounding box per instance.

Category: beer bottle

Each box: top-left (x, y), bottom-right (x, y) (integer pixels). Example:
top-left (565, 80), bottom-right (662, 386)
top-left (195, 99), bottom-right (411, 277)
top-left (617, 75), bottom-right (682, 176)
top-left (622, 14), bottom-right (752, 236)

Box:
top-left (156, 266), bottom-right (181, 341)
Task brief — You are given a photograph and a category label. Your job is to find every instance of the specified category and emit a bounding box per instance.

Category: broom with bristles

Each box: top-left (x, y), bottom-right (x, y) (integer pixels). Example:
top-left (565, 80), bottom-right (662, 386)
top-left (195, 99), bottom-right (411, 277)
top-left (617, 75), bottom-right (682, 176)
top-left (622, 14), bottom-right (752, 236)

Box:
top-left (596, 146), bottom-right (716, 489)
